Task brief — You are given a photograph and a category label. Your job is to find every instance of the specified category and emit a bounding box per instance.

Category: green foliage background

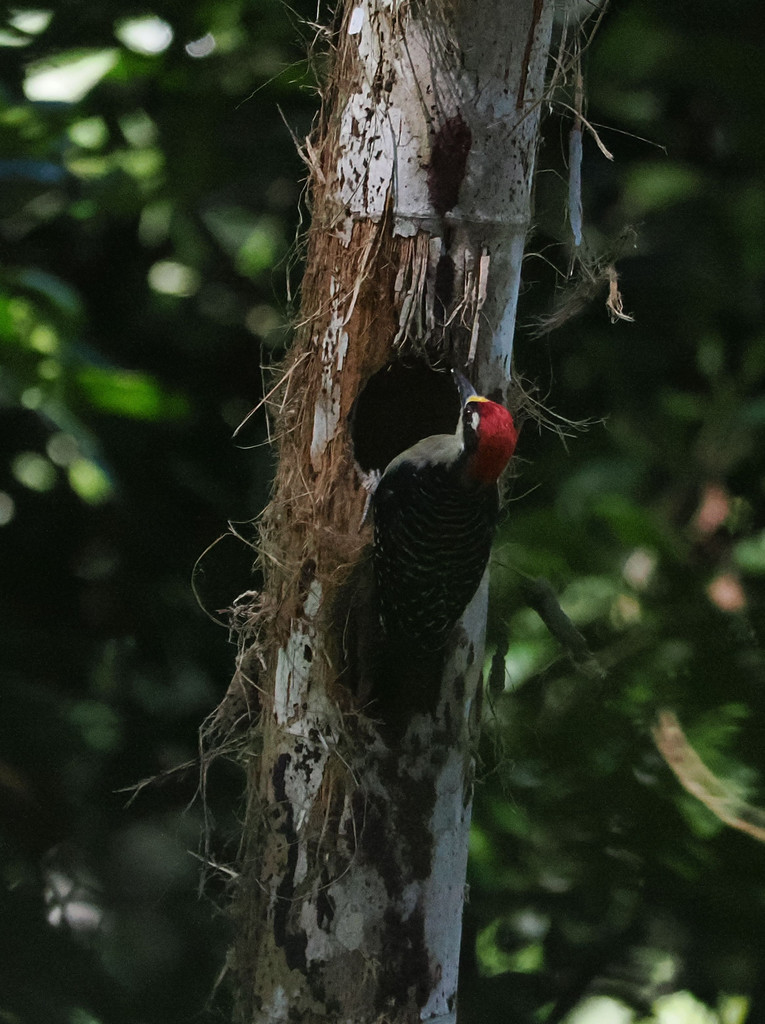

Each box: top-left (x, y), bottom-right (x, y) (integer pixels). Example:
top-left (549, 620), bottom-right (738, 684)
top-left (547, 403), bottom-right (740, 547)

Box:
top-left (2, 2), bottom-right (765, 1023)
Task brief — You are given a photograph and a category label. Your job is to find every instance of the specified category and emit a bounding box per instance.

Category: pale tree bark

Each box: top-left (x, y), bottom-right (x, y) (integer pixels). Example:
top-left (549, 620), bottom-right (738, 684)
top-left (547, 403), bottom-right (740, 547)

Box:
top-left (221, 1), bottom-right (558, 1021)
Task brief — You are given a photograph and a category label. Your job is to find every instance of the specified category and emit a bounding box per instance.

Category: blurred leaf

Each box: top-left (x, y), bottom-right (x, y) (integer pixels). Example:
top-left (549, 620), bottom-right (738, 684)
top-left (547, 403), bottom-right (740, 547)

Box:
top-left (23, 50), bottom-right (120, 103)
top-left (718, 995), bottom-right (750, 1024)
top-left (562, 996), bottom-right (635, 1024)
top-left (476, 919), bottom-right (544, 977)
top-left (236, 219), bottom-right (284, 276)
top-left (649, 990), bottom-right (719, 1024)
top-left (114, 16), bottom-right (173, 56)
top-left (11, 451), bottom-right (56, 491)
top-left (560, 575), bottom-right (619, 626)
top-left (70, 1010), bottom-right (104, 1024)
top-left (68, 700), bottom-right (121, 753)
top-left (622, 162), bottom-right (704, 216)
top-left (75, 366), bottom-right (189, 420)
top-left (10, 270), bottom-right (83, 320)
top-left (67, 117), bottom-right (109, 150)
top-left (147, 261), bottom-right (199, 297)
top-left (593, 494), bottom-right (680, 556)
top-left (738, 396), bottom-right (765, 426)
top-left (660, 389), bottom-right (704, 422)
top-left (733, 531), bottom-right (765, 574)
top-left (504, 637), bottom-right (556, 689)
top-left (67, 459), bottom-right (113, 504)
top-left (9, 10), bottom-right (54, 36)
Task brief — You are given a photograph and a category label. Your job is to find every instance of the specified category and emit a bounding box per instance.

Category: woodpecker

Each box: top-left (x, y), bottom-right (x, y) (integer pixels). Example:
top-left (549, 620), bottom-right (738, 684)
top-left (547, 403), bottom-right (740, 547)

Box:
top-left (372, 373), bottom-right (518, 650)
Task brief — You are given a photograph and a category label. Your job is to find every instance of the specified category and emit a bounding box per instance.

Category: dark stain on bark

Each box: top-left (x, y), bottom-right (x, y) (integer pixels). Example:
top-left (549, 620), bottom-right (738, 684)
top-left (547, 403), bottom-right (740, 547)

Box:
top-left (305, 961), bottom-right (341, 1019)
top-left (297, 557), bottom-right (317, 604)
top-left (453, 670), bottom-right (465, 704)
top-left (400, 778), bottom-right (436, 882)
top-left (488, 643), bottom-right (505, 696)
top-left (349, 748), bottom-right (440, 901)
top-left (353, 788), bottom-right (404, 899)
top-left (271, 753), bottom-right (308, 972)
top-left (316, 877), bottom-right (335, 931)
top-left (517, 0), bottom-right (545, 110)
top-left (376, 756), bottom-right (438, 884)
top-left (473, 670), bottom-right (484, 726)
top-left (427, 115), bottom-right (472, 325)
top-left (377, 903), bottom-right (432, 1010)
top-left (427, 112), bottom-right (472, 217)
top-left (442, 697), bottom-right (453, 736)
top-left (272, 752), bottom-right (290, 805)
top-left (291, 739), bottom-right (324, 794)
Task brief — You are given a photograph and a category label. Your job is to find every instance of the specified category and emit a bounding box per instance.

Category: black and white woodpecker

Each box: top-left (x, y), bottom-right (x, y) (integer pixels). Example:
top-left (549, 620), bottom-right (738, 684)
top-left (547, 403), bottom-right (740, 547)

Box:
top-left (372, 372), bottom-right (518, 650)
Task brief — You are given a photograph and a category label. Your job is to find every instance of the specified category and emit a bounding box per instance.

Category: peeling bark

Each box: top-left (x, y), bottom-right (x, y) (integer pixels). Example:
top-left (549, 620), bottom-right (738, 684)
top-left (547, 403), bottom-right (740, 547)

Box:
top-left (227, 1), bottom-right (556, 1021)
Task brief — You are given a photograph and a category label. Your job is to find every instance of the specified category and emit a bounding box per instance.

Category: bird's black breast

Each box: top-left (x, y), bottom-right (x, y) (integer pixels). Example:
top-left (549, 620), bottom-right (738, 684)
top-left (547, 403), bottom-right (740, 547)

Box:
top-left (372, 460), bottom-right (499, 649)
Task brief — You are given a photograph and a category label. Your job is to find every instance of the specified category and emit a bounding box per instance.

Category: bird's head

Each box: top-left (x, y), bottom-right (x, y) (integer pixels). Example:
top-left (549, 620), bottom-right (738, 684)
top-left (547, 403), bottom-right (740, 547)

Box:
top-left (454, 373), bottom-right (518, 484)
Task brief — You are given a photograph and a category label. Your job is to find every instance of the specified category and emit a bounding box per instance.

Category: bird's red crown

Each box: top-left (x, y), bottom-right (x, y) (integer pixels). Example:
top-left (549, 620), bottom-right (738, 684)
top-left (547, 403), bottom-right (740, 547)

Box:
top-left (465, 397), bottom-right (518, 484)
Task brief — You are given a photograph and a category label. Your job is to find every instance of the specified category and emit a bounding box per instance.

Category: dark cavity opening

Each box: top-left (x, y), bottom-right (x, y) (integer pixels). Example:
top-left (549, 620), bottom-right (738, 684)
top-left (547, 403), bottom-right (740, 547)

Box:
top-left (351, 361), bottom-right (460, 474)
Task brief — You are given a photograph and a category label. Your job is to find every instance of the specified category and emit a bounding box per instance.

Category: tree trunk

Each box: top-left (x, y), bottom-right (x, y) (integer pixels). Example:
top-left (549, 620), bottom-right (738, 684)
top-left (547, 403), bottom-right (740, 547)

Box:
top-left (225, 1), bottom-right (556, 1021)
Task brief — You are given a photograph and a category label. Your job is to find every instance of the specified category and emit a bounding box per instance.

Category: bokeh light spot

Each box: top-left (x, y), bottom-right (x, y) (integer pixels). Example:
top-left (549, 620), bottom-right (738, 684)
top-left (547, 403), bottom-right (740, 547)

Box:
top-left (115, 16), bottom-right (173, 55)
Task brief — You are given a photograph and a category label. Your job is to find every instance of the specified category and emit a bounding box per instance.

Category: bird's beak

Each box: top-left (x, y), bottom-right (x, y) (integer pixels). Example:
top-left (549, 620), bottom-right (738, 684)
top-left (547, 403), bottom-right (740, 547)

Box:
top-left (453, 370), bottom-right (477, 407)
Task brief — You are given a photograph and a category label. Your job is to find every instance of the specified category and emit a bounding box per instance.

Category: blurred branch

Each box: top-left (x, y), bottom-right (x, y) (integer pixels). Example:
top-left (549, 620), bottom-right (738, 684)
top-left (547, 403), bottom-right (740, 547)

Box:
top-left (521, 576), bottom-right (605, 679)
top-left (654, 710), bottom-right (765, 843)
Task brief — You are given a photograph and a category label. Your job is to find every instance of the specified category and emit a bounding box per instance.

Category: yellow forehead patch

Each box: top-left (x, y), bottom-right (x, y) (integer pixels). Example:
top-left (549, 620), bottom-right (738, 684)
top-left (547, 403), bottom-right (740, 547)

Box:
top-left (467, 395), bottom-right (489, 404)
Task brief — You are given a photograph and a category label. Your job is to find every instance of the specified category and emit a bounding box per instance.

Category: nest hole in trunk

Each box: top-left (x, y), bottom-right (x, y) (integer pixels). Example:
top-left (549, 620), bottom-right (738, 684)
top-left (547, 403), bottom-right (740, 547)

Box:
top-left (350, 361), bottom-right (461, 474)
